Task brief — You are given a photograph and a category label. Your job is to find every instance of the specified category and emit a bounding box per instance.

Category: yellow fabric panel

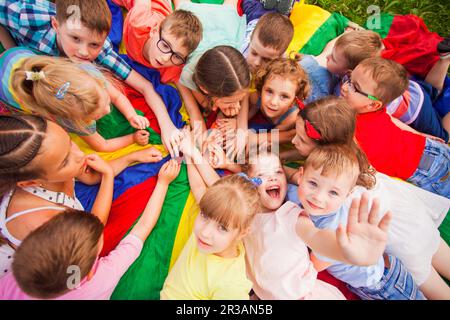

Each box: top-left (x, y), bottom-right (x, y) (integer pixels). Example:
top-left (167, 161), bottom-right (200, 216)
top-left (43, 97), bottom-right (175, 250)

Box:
top-left (119, 8), bottom-right (128, 55)
top-left (168, 192), bottom-right (200, 270)
top-left (70, 134), bottom-right (168, 161)
top-left (286, 0), bottom-right (331, 54)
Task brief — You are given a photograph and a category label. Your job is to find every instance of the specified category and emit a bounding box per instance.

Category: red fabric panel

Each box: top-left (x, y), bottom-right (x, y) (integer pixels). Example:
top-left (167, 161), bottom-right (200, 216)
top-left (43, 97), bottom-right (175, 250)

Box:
top-left (100, 176), bottom-right (157, 256)
top-left (317, 270), bottom-right (360, 300)
top-left (382, 14), bottom-right (443, 79)
top-left (123, 85), bottom-right (162, 134)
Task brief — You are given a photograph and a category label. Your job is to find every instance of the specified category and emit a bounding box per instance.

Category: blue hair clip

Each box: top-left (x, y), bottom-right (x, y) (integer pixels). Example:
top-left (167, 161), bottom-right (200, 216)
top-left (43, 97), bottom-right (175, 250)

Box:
top-left (55, 82), bottom-right (71, 100)
top-left (237, 172), bottom-right (262, 187)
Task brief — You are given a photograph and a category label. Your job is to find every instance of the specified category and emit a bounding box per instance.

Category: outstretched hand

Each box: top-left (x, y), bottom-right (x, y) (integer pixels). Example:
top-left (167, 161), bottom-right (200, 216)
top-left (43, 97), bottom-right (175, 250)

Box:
top-left (336, 192), bottom-right (392, 266)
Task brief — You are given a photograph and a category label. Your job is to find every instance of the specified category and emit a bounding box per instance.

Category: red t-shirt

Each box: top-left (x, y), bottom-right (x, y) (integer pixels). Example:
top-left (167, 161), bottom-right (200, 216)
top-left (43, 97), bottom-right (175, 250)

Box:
top-left (355, 109), bottom-right (426, 180)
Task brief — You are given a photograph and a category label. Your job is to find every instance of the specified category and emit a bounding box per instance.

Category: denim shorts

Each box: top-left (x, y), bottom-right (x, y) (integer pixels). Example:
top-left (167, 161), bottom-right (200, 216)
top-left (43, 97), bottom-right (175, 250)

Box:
top-left (348, 255), bottom-right (426, 300)
top-left (407, 138), bottom-right (450, 198)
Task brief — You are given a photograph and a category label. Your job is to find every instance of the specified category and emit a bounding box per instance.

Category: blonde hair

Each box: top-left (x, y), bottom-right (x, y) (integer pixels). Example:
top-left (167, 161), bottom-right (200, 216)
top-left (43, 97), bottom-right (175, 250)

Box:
top-left (298, 96), bottom-right (376, 189)
top-left (305, 144), bottom-right (359, 185)
top-left (13, 209), bottom-right (103, 299)
top-left (11, 55), bottom-right (106, 132)
top-left (357, 57), bottom-right (409, 105)
top-left (199, 174), bottom-right (260, 232)
top-left (253, 13), bottom-right (294, 53)
top-left (254, 56), bottom-right (311, 100)
top-left (335, 30), bottom-right (383, 70)
top-left (161, 10), bottom-right (203, 54)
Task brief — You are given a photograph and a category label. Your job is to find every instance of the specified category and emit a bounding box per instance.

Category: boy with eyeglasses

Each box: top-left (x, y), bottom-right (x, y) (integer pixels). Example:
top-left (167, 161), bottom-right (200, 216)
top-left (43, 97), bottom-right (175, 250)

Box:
top-left (113, 0), bottom-right (202, 84)
top-left (329, 30), bottom-right (450, 142)
top-left (341, 57), bottom-right (450, 199)
top-left (0, 0), bottom-right (203, 157)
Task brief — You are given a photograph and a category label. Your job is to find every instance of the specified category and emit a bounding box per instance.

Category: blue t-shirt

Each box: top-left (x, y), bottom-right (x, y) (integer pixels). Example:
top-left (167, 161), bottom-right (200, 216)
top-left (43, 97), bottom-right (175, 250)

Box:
top-left (287, 184), bottom-right (385, 288)
top-left (299, 55), bottom-right (335, 104)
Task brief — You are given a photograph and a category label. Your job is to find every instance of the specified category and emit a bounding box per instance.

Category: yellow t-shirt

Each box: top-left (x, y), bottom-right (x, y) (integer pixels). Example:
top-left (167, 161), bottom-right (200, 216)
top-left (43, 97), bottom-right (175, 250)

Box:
top-left (160, 234), bottom-right (252, 300)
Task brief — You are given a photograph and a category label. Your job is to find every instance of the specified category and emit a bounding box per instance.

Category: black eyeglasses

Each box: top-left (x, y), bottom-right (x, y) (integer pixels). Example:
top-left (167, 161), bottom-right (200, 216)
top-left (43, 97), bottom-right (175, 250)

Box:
top-left (342, 72), bottom-right (379, 101)
top-left (157, 29), bottom-right (186, 66)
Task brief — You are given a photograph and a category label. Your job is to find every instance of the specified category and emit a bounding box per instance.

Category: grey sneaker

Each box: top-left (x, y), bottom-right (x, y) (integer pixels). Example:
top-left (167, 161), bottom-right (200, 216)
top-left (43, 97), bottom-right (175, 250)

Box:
top-left (260, 0), bottom-right (295, 15)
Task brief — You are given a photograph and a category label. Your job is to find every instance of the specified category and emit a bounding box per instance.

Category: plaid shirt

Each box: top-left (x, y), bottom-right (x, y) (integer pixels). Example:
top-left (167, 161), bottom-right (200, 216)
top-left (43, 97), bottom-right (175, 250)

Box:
top-left (0, 0), bottom-right (131, 80)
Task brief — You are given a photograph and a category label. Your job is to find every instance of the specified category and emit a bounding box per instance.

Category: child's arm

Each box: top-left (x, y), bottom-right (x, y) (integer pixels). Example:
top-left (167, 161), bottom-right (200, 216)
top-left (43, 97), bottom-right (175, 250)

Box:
top-left (84, 155), bottom-right (114, 224)
top-left (296, 193), bottom-right (392, 266)
top-left (106, 82), bottom-right (149, 130)
top-left (125, 70), bottom-right (184, 157)
top-left (280, 149), bottom-right (303, 163)
top-left (180, 128), bottom-right (221, 187)
top-left (130, 160), bottom-right (180, 241)
top-left (185, 154), bottom-right (209, 204)
top-left (283, 165), bottom-right (300, 185)
top-left (176, 83), bottom-right (207, 133)
top-left (208, 143), bottom-right (242, 173)
top-left (80, 130), bottom-right (149, 153)
top-left (236, 94), bottom-right (249, 133)
top-left (0, 26), bottom-right (16, 50)
top-left (76, 147), bottom-right (163, 185)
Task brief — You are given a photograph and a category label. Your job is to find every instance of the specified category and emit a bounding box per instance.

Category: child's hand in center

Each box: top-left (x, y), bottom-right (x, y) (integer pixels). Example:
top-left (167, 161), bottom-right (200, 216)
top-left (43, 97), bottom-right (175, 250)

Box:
top-left (158, 159), bottom-right (181, 186)
top-left (134, 129), bottom-right (150, 146)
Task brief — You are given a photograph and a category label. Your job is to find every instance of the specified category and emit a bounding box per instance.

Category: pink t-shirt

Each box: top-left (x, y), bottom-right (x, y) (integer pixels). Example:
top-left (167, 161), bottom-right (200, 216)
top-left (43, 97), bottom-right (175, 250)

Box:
top-left (244, 201), bottom-right (345, 300)
top-left (0, 234), bottom-right (143, 300)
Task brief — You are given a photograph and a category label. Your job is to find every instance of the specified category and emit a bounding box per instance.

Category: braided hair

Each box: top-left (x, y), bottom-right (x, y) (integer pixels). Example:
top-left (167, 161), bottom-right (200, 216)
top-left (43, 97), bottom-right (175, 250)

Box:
top-left (0, 115), bottom-right (47, 196)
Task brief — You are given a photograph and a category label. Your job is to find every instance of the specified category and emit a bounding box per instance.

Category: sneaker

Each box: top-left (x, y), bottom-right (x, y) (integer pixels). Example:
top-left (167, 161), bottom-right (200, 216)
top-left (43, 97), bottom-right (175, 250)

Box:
top-left (260, 0), bottom-right (278, 10)
top-left (260, 0), bottom-right (295, 15)
top-left (276, 0), bottom-right (295, 15)
top-left (437, 35), bottom-right (450, 59)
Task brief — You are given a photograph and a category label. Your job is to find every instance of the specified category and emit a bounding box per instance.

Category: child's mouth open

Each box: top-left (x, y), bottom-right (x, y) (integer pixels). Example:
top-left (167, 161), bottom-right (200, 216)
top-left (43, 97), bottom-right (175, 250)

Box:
top-left (265, 185), bottom-right (281, 199)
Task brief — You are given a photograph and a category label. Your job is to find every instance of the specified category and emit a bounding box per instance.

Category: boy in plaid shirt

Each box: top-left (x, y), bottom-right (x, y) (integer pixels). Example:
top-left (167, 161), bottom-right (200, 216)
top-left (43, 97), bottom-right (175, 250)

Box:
top-left (0, 0), bottom-right (183, 157)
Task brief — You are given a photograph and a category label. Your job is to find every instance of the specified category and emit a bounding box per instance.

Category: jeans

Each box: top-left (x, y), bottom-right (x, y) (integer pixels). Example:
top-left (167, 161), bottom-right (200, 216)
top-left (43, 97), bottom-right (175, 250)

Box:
top-left (348, 255), bottom-right (426, 300)
top-left (407, 138), bottom-right (450, 198)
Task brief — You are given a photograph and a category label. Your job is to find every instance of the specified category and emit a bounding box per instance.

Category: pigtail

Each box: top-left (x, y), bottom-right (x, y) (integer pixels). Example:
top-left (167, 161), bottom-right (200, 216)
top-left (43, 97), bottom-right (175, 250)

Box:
top-left (11, 56), bottom-right (104, 134)
top-left (351, 140), bottom-right (377, 189)
top-left (0, 115), bottom-right (47, 196)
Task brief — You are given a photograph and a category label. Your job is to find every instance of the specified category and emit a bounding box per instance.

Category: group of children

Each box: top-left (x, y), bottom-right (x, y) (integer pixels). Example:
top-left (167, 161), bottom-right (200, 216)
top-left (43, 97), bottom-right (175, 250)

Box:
top-left (0, 0), bottom-right (449, 300)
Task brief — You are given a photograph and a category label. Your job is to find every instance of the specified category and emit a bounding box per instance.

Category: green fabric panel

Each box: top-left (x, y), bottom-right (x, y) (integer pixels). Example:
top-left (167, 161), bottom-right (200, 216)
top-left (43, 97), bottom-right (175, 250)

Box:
top-left (439, 210), bottom-right (450, 246)
top-left (111, 164), bottom-right (191, 299)
top-left (299, 13), bottom-right (350, 56)
top-left (438, 210), bottom-right (450, 285)
top-left (0, 43), bottom-right (5, 54)
top-left (96, 105), bottom-right (162, 145)
top-left (363, 13), bottom-right (394, 39)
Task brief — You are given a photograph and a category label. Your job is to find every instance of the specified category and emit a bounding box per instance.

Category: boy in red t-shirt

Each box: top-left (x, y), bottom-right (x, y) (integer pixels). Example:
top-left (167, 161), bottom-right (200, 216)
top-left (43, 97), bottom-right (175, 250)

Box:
top-left (340, 57), bottom-right (449, 198)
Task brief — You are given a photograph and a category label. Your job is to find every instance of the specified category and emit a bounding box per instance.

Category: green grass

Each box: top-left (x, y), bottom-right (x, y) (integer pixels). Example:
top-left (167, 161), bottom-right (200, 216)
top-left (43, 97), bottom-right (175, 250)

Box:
top-left (306, 0), bottom-right (450, 37)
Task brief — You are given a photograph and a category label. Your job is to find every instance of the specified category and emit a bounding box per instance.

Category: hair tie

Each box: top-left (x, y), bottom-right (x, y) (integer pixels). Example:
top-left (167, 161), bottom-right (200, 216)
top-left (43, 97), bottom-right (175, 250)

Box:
top-left (55, 82), bottom-right (71, 100)
top-left (237, 173), bottom-right (262, 187)
top-left (25, 71), bottom-right (45, 81)
top-left (296, 97), bottom-right (322, 141)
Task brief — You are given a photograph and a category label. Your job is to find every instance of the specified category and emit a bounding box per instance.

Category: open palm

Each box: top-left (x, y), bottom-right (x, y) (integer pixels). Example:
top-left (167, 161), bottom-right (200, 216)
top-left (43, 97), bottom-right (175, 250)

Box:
top-left (337, 192), bottom-right (392, 266)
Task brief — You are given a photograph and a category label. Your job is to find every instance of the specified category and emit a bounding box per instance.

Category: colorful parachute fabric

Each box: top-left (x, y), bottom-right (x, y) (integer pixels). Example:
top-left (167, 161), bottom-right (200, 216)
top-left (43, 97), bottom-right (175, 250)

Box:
top-left (69, 1), bottom-right (450, 300)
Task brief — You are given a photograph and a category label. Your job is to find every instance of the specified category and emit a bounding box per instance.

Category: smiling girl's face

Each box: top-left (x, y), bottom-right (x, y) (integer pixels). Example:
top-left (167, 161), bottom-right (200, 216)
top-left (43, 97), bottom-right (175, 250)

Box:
top-left (260, 75), bottom-right (297, 123)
